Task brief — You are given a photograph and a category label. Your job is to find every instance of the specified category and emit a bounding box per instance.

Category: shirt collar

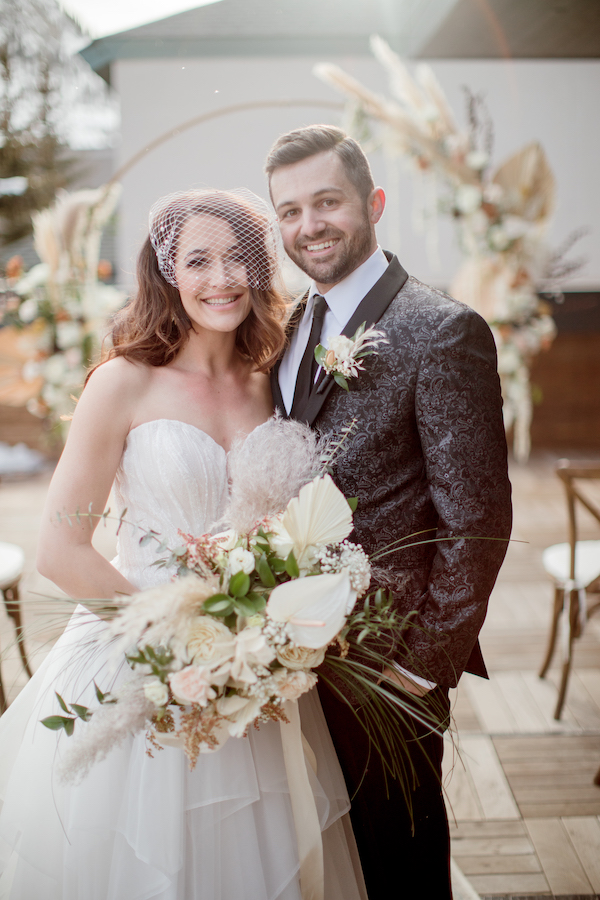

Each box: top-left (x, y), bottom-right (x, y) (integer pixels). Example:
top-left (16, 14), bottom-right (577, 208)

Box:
top-left (307, 246), bottom-right (389, 327)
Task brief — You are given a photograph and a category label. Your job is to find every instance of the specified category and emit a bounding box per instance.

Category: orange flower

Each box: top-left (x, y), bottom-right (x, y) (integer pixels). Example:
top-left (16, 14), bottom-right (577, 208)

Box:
top-left (5, 256), bottom-right (23, 280)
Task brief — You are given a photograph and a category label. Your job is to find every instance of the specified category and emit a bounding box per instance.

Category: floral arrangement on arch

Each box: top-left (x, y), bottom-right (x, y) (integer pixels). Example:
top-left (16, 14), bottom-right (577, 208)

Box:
top-left (315, 37), bottom-right (586, 462)
top-left (0, 184), bottom-right (125, 441)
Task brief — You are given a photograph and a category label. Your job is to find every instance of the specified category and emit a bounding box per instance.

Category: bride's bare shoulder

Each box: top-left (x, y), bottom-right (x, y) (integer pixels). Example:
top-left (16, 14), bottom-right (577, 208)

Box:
top-left (75, 357), bottom-right (152, 430)
top-left (85, 356), bottom-right (151, 395)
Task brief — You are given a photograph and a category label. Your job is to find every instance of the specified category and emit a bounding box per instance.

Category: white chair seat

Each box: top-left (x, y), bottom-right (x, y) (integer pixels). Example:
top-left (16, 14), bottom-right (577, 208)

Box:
top-left (542, 540), bottom-right (600, 587)
top-left (0, 541), bottom-right (25, 590)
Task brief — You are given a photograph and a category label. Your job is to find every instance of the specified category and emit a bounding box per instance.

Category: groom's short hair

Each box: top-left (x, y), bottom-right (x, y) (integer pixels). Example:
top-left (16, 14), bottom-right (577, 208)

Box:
top-left (265, 125), bottom-right (375, 203)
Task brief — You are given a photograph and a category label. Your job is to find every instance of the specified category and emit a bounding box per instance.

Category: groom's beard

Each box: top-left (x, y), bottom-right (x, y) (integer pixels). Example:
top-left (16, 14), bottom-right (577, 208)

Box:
top-left (286, 214), bottom-right (373, 286)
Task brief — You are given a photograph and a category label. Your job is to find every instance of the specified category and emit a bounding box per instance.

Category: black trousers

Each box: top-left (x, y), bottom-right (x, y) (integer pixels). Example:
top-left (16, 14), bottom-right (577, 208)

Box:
top-left (318, 680), bottom-right (452, 900)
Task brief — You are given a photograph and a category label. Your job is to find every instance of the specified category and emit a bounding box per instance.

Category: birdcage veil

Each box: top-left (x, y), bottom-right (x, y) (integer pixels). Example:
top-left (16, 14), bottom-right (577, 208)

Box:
top-left (148, 188), bottom-right (283, 293)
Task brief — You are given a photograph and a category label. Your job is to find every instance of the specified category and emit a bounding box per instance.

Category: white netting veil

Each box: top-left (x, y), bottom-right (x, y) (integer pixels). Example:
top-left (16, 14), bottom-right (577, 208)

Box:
top-left (148, 188), bottom-right (283, 293)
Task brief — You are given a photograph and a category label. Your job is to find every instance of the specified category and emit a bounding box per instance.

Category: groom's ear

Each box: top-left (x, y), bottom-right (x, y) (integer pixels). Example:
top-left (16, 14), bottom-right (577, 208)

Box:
top-left (368, 188), bottom-right (386, 225)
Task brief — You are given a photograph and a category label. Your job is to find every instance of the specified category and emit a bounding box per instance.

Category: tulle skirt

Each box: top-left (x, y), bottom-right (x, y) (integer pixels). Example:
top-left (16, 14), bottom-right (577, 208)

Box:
top-left (0, 609), bottom-right (366, 899)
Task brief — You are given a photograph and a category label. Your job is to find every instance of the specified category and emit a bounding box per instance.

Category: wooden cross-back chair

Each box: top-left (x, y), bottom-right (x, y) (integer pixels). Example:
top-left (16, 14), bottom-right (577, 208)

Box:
top-left (539, 460), bottom-right (600, 722)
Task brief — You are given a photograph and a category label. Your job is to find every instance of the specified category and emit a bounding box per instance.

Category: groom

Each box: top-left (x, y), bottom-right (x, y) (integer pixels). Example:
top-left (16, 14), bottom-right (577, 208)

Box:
top-left (265, 125), bottom-right (512, 898)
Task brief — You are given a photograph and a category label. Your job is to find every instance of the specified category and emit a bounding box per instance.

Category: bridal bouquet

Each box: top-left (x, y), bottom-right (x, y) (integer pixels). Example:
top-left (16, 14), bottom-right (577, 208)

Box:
top-left (44, 419), bottom-right (419, 781)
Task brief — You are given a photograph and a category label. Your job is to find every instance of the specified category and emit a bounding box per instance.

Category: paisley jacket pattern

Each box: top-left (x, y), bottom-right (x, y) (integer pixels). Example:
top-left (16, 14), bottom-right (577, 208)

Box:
top-left (272, 255), bottom-right (512, 688)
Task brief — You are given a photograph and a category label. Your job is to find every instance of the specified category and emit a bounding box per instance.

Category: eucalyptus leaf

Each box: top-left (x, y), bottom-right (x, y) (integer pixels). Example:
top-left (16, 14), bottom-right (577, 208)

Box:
top-left (270, 556), bottom-right (286, 573)
top-left (229, 571), bottom-right (250, 597)
top-left (203, 594), bottom-right (234, 616)
top-left (314, 344), bottom-right (327, 365)
top-left (257, 554), bottom-right (276, 587)
top-left (41, 715), bottom-right (74, 732)
top-left (94, 682), bottom-right (105, 703)
top-left (333, 373), bottom-right (349, 391)
top-left (255, 540), bottom-right (270, 554)
top-left (246, 592), bottom-right (266, 611)
top-left (285, 550), bottom-right (299, 579)
top-left (55, 691), bottom-right (69, 714)
top-left (234, 596), bottom-right (262, 617)
top-left (70, 703), bottom-right (92, 721)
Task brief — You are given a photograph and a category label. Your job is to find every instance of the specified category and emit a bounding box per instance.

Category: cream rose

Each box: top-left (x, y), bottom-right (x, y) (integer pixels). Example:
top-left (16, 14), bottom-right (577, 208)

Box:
top-left (169, 666), bottom-right (216, 706)
top-left (143, 679), bottom-right (169, 707)
top-left (186, 616), bottom-right (234, 667)
top-left (276, 644), bottom-right (325, 671)
top-left (228, 547), bottom-right (255, 576)
top-left (274, 669), bottom-right (318, 701)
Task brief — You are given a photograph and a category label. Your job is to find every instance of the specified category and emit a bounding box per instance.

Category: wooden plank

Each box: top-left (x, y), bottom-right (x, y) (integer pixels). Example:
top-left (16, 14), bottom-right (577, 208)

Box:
top-left (520, 801), bottom-right (600, 818)
top-left (451, 837), bottom-right (534, 858)
top-left (514, 785), bottom-right (600, 802)
top-left (555, 669), bottom-right (600, 731)
top-left (575, 668), bottom-right (600, 711)
top-left (520, 670), bottom-right (580, 733)
top-left (463, 675), bottom-right (516, 734)
top-left (467, 872), bottom-right (550, 894)
top-left (460, 735), bottom-right (520, 820)
top-left (562, 816), bottom-right (600, 891)
top-left (456, 853), bottom-right (542, 875)
top-left (526, 817), bottom-right (593, 894)
top-left (443, 741), bottom-right (483, 822)
top-left (509, 771), bottom-right (600, 786)
top-left (448, 685), bottom-right (481, 733)
top-left (449, 821), bottom-right (527, 839)
top-left (493, 671), bottom-right (551, 733)
top-left (493, 734), bottom-right (600, 759)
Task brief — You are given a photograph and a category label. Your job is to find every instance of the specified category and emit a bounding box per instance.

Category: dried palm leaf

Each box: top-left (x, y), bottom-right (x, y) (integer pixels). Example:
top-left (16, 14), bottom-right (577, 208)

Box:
top-left (492, 142), bottom-right (555, 223)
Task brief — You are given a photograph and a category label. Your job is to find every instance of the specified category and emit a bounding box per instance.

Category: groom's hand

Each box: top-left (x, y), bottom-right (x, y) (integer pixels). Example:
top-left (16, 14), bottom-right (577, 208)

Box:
top-left (381, 666), bottom-right (432, 697)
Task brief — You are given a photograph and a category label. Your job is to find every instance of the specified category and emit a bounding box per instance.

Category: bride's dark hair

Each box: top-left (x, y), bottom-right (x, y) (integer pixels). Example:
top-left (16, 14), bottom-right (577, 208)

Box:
top-left (95, 191), bottom-right (287, 375)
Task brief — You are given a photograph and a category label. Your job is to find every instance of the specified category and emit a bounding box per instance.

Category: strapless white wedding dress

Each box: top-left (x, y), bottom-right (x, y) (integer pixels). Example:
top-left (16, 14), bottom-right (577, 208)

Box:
top-left (0, 420), bottom-right (367, 900)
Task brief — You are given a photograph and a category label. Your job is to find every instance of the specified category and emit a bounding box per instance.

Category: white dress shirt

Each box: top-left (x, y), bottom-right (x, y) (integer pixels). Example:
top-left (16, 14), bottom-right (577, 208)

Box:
top-left (278, 246), bottom-right (389, 414)
top-left (278, 247), bottom-right (436, 692)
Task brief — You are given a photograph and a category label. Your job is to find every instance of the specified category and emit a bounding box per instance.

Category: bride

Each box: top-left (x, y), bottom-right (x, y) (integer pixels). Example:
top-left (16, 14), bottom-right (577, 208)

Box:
top-left (0, 189), bottom-right (367, 900)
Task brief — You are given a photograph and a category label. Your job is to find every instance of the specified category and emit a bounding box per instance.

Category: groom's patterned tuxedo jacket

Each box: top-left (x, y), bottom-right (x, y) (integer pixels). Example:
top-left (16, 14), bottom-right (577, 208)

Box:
top-left (271, 254), bottom-right (512, 688)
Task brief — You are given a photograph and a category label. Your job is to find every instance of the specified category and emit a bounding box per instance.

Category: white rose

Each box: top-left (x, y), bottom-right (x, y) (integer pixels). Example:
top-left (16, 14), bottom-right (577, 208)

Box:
top-left (327, 334), bottom-right (354, 362)
top-left (21, 360), bottom-right (41, 382)
top-left (186, 616), bottom-right (234, 667)
top-left (18, 298), bottom-right (38, 323)
top-left (488, 225), bottom-right (511, 251)
top-left (455, 184), bottom-right (482, 215)
top-left (276, 644), bottom-right (325, 671)
top-left (144, 679), bottom-right (169, 707)
top-left (273, 668), bottom-right (318, 701)
top-left (213, 529), bottom-right (238, 551)
top-left (56, 320), bottom-right (82, 350)
top-left (228, 547), bottom-right (255, 576)
top-left (43, 354), bottom-right (68, 383)
top-left (465, 150), bottom-right (489, 171)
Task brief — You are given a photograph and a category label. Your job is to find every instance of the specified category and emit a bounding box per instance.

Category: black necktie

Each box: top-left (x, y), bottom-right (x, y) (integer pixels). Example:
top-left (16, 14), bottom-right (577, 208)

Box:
top-left (290, 294), bottom-right (328, 417)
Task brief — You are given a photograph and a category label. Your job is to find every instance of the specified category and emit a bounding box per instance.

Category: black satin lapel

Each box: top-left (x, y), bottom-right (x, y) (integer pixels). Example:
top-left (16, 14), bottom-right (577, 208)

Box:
top-left (341, 253), bottom-right (408, 340)
top-left (270, 360), bottom-right (287, 418)
top-left (271, 290), bottom-right (309, 419)
top-left (298, 255), bottom-right (409, 427)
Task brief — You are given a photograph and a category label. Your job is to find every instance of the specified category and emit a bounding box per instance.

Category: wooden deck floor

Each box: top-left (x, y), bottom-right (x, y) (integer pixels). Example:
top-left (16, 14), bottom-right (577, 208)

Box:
top-left (445, 455), bottom-right (600, 899)
top-left (1, 453), bottom-right (600, 898)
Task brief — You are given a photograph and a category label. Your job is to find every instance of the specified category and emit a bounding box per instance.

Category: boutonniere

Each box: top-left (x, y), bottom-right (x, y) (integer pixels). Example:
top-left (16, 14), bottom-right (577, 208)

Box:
top-left (314, 322), bottom-right (388, 392)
